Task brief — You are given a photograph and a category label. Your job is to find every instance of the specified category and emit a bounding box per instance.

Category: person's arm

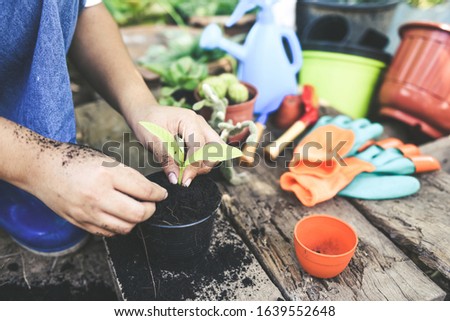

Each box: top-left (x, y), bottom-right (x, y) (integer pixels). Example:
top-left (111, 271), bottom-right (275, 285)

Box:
top-left (0, 116), bottom-right (167, 236)
top-left (68, 4), bottom-right (223, 187)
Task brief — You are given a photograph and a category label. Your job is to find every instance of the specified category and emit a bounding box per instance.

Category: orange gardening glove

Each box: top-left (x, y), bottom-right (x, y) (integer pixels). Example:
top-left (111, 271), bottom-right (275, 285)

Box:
top-left (289, 124), bottom-right (355, 176)
top-left (289, 116), bottom-right (383, 177)
top-left (280, 116), bottom-right (382, 206)
top-left (280, 157), bottom-right (376, 207)
top-left (281, 138), bottom-right (441, 207)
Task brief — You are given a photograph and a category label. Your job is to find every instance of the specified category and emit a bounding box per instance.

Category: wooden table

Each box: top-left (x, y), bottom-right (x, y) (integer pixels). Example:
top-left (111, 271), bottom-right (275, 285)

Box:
top-left (102, 25), bottom-right (449, 301)
top-left (104, 126), bottom-right (449, 301)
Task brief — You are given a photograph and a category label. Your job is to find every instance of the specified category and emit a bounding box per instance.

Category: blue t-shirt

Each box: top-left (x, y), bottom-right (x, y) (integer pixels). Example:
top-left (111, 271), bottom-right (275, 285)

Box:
top-left (0, 0), bottom-right (86, 142)
top-left (0, 0), bottom-right (86, 222)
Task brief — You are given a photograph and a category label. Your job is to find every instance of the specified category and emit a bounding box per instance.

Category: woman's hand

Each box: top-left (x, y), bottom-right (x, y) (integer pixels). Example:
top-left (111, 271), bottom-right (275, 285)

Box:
top-left (129, 105), bottom-right (224, 186)
top-left (31, 144), bottom-right (168, 237)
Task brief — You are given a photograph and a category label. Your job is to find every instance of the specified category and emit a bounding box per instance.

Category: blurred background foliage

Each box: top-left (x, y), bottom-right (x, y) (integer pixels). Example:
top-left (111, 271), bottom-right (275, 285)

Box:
top-left (406, 0), bottom-right (445, 8)
top-left (103, 0), bottom-right (239, 26)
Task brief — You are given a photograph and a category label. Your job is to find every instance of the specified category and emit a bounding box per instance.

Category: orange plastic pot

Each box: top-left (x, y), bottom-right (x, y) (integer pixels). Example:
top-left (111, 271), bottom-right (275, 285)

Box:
top-left (293, 214), bottom-right (358, 278)
top-left (195, 82), bottom-right (257, 145)
top-left (379, 21), bottom-right (450, 138)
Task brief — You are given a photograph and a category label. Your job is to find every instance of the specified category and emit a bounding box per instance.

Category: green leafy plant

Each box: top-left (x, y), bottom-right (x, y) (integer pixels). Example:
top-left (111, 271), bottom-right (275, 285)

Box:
top-left (139, 122), bottom-right (243, 184)
top-left (406, 0), bottom-right (445, 8)
top-left (137, 30), bottom-right (240, 109)
top-left (158, 57), bottom-right (208, 92)
top-left (150, 57), bottom-right (209, 108)
top-left (103, 0), bottom-right (185, 26)
top-left (168, 0), bottom-right (240, 18)
top-left (138, 30), bottom-right (227, 69)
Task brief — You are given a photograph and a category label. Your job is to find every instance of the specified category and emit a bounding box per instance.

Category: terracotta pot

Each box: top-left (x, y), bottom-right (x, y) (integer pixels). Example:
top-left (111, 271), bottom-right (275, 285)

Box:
top-left (195, 82), bottom-right (258, 145)
top-left (273, 94), bottom-right (303, 129)
top-left (379, 21), bottom-right (450, 138)
top-left (294, 214), bottom-right (358, 279)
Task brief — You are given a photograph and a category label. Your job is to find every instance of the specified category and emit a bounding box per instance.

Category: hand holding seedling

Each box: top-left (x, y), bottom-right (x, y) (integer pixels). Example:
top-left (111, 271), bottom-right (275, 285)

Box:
top-left (139, 121), bottom-right (242, 185)
top-left (132, 106), bottom-right (225, 186)
top-left (69, 5), bottom-right (224, 187)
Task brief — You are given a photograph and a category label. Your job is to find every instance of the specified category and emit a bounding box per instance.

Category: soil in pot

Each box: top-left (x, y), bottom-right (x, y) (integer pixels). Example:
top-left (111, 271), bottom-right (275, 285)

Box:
top-left (139, 171), bottom-right (222, 263)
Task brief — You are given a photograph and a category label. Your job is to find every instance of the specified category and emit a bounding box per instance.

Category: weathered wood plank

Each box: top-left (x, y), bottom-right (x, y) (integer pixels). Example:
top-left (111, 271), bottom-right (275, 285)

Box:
top-left (349, 135), bottom-right (450, 295)
top-left (219, 155), bottom-right (446, 300)
top-left (105, 208), bottom-right (283, 301)
top-left (420, 135), bottom-right (450, 174)
top-left (0, 231), bottom-right (116, 300)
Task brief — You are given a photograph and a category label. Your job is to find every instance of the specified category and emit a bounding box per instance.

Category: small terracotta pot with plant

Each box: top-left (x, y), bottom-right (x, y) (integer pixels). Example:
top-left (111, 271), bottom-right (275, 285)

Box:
top-left (193, 83), bottom-right (258, 186)
top-left (194, 73), bottom-right (257, 145)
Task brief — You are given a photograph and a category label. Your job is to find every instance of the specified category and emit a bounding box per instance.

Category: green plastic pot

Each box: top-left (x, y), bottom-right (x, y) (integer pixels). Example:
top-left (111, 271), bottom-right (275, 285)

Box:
top-left (300, 50), bottom-right (387, 118)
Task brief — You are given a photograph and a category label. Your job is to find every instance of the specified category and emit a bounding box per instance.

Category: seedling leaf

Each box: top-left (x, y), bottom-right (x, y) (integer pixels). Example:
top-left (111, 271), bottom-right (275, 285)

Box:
top-left (186, 143), bottom-right (242, 167)
top-left (139, 121), bottom-right (185, 165)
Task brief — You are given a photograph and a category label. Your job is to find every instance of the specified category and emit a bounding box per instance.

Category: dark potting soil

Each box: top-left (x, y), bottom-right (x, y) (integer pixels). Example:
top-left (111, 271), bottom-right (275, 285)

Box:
top-left (145, 171), bottom-right (222, 226)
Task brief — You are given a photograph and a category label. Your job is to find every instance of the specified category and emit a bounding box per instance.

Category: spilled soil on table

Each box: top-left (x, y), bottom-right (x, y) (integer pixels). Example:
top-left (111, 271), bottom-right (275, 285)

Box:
top-left (107, 211), bottom-right (270, 300)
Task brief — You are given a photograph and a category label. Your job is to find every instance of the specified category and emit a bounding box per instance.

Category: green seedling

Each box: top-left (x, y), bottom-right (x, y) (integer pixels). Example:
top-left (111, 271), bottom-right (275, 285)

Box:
top-left (139, 121), bottom-right (243, 185)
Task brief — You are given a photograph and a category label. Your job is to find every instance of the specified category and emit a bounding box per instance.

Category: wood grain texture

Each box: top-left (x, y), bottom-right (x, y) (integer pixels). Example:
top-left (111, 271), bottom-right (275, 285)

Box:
top-left (420, 135), bottom-right (450, 174)
top-left (219, 154), bottom-right (446, 300)
top-left (105, 209), bottom-right (283, 301)
top-left (350, 135), bottom-right (450, 295)
top-left (0, 231), bottom-right (116, 300)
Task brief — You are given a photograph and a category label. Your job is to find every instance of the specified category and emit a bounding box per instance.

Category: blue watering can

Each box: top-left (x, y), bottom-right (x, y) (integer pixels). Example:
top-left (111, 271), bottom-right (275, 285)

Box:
top-left (200, 0), bottom-right (303, 165)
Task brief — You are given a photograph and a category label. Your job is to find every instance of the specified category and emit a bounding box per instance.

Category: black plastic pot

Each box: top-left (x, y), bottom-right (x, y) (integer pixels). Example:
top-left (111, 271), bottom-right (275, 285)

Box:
top-left (302, 14), bottom-right (390, 51)
top-left (138, 171), bottom-right (222, 262)
top-left (298, 12), bottom-right (391, 118)
top-left (296, 0), bottom-right (400, 41)
top-left (301, 14), bottom-right (392, 64)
